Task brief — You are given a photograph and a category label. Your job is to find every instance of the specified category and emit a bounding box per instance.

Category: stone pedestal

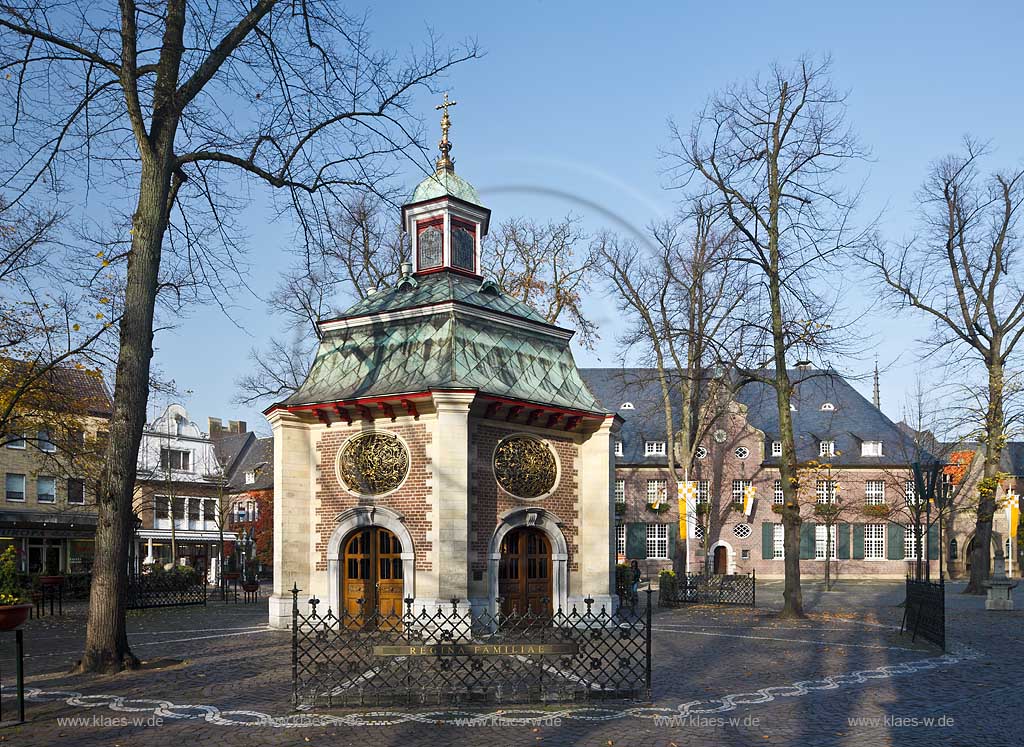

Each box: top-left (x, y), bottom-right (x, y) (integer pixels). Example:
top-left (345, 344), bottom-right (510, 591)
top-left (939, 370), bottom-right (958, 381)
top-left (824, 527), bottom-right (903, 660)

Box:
top-left (985, 554), bottom-right (1017, 611)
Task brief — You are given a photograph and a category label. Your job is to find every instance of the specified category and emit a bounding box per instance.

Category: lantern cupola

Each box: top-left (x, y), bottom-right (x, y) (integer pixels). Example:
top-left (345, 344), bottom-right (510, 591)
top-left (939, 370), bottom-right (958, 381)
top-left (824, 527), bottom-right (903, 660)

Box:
top-left (402, 94), bottom-right (490, 278)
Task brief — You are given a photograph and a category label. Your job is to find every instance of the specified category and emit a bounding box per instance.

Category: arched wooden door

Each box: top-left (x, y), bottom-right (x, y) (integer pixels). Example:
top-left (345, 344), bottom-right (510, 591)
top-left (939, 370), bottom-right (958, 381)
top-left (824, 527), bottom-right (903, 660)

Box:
top-left (713, 546), bottom-right (728, 575)
top-left (341, 527), bottom-right (404, 623)
top-left (498, 527), bottom-right (553, 616)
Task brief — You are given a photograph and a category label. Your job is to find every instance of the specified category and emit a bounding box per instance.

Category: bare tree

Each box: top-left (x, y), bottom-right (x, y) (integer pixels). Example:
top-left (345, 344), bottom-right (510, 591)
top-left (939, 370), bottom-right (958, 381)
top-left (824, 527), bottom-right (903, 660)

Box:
top-left (0, 0), bottom-right (477, 671)
top-left (666, 56), bottom-right (867, 618)
top-left (861, 139), bottom-right (1024, 592)
top-left (597, 201), bottom-right (743, 573)
top-left (484, 215), bottom-right (600, 347)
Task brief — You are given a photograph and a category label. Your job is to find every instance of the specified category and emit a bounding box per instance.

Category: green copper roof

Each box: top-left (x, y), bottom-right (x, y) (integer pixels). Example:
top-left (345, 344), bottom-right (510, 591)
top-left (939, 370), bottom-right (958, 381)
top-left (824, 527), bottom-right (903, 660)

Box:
top-left (340, 271), bottom-right (548, 324)
top-left (281, 275), bottom-right (606, 414)
top-left (410, 169), bottom-right (483, 207)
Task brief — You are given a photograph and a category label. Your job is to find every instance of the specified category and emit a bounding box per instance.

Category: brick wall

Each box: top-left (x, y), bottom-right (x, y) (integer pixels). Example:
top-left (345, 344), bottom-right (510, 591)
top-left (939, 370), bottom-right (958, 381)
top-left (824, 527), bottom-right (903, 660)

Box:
top-left (314, 422), bottom-right (433, 572)
top-left (469, 421), bottom-right (580, 574)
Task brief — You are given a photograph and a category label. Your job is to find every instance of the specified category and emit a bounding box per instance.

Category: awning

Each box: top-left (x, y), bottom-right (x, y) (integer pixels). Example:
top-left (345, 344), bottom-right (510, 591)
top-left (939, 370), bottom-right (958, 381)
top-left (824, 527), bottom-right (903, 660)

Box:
top-left (137, 530), bottom-right (238, 542)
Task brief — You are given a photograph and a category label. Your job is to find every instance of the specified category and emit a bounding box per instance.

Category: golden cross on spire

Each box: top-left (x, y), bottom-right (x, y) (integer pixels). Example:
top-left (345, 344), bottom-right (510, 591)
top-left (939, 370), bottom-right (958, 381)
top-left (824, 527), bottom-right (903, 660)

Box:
top-left (435, 92), bottom-right (457, 173)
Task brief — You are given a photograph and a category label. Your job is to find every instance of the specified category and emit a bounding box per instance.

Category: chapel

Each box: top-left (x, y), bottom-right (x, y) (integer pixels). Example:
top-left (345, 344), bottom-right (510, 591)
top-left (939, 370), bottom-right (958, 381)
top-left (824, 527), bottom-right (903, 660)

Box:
top-left (264, 98), bottom-right (618, 628)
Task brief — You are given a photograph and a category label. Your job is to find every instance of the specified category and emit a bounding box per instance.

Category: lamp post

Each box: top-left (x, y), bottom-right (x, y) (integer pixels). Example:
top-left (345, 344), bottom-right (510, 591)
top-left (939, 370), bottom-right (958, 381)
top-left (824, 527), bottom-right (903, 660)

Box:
top-left (912, 460), bottom-right (944, 583)
top-left (129, 512), bottom-right (142, 575)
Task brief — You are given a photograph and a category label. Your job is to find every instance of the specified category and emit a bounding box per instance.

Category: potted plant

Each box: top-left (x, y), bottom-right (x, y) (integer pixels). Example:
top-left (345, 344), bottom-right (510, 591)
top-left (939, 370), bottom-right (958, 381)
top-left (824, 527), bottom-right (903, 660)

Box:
top-left (0, 547), bottom-right (32, 631)
top-left (40, 556), bottom-right (64, 587)
top-left (241, 567), bottom-right (260, 594)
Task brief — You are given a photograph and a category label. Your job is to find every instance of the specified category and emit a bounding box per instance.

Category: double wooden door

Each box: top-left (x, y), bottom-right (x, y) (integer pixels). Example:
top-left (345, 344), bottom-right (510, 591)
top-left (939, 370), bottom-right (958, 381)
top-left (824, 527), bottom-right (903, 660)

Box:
top-left (342, 527), bottom-right (404, 621)
top-left (498, 527), bottom-right (553, 616)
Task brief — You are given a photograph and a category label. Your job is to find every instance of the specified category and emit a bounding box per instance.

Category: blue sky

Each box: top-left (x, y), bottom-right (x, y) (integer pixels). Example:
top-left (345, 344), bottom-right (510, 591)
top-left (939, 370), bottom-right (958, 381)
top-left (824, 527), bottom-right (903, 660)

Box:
top-left (152, 0), bottom-right (1024, 434)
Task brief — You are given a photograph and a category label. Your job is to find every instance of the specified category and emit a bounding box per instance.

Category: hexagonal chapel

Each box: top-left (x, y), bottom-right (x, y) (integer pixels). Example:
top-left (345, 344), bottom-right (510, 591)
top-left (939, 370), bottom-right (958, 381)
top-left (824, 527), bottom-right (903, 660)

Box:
top-left (264, 108), bottom-right (618, 628)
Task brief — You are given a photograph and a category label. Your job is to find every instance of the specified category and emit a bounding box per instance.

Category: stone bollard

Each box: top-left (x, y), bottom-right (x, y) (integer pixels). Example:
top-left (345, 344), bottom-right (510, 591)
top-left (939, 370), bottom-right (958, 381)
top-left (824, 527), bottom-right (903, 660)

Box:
top-left (984, 553), bottom-right (1018, 611)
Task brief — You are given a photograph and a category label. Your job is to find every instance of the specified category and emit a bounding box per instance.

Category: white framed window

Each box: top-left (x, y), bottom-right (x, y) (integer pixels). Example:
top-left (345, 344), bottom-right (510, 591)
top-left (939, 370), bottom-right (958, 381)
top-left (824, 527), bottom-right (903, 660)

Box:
top-left (904, 528), bottom-right (921, 560)
top-left (734, 446), bottom-right (750, 460)
top-left (160, 447), bottom-right (190, 472)
top-left (905, 480), bottom-right (921, 506)
top-left (695, 446), bottom-right (708, 460)
top-left (646, 524), bottom-right (669, 559)
top-left (244, 470), bottom-right (256, 485)
top-left (772, 524), bottom-right (785, 559)
top-left (5, 434), bottom-right (26, 450)
top-left (732, 479), bottom-right (752, 504)
top-left (820, 402), bottom-right (835, 411)
top-left (864, 523), bottom-right (885, 559)
top-left (616, 523), bottom-right (626, 556)
top-left (646, 479), bottom-right (667, 505)
top-left (5, 473), bottom-right (25, 501)
top-left (815, 480), bottom-right (838, 504)
top-left (36, 475), bottom-right (56, 503)
top-left (773, 479), bottom-right (784, 504)
top-left (815, 524), bottom-right (838, 559)
top-left (695, 480), bottom-right (710, 504)
top-left (865, 480), bottom-right (885, 505)
top-left (861, 441), bottom-right (883, 457)
top-left (819, 441), bottom-right (835, 458)
top-left (771, 441), bottom-right (782, 457)
top-left (644, 441), bottom-right (666, 456)
top-left (37, 429), bottom-right (57, 453)
top-left (614, 440), bottom-right (623, 457)
top-left (614, 479), bottom-right (625, 504)
top-left (620, 402), bottom-right (635, 410)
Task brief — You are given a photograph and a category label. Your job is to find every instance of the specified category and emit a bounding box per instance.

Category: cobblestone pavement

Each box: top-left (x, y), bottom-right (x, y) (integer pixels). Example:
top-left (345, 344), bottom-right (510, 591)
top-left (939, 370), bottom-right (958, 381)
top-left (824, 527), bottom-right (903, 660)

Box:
top-left (0, 581), bottom-right (1020, 746)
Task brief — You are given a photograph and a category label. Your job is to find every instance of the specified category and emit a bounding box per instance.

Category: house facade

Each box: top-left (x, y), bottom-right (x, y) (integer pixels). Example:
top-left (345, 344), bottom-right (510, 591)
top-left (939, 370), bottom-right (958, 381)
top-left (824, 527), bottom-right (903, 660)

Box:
top-left (580, 367), bottom-right (1017, 581)
top-left (0, 365), bottom-right (111, 574)
top-left (132, 404), bottom-right (237, 579)
top-left (212, 428), bottom-right (273, 576)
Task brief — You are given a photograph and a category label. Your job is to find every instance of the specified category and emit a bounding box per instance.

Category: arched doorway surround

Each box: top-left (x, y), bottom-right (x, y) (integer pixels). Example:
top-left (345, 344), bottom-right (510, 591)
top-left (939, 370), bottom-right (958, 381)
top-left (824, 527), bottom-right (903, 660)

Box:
top-left (488, 507), bottom-right (569, 615)
top-left (327, 506), bottom-right (415, 617)
top-left (707, 540), bottom-right (734, 575)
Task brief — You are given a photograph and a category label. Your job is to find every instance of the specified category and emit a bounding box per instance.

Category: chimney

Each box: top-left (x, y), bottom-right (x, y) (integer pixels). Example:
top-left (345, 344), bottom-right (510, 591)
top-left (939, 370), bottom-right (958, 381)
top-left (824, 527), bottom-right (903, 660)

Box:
top-left (208, 417), bottom-right (224, 435)
top-left (228, 420), bottom-right (247, 434)
top-left (400, 261), bottom-right (412, 278)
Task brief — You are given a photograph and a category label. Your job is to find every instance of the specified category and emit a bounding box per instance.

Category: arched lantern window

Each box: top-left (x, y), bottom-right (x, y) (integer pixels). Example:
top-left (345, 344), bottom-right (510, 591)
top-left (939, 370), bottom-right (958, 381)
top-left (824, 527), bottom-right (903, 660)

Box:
top-left (949, 538), bottom-right (958, 561)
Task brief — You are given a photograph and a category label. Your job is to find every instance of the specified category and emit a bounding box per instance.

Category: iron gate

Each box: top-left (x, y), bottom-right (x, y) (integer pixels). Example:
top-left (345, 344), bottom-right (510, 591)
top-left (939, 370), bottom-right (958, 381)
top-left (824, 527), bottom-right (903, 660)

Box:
top-left (291, 584), bottom-right (652, 707)
top-left (901, 577), bottom-right (945, 650)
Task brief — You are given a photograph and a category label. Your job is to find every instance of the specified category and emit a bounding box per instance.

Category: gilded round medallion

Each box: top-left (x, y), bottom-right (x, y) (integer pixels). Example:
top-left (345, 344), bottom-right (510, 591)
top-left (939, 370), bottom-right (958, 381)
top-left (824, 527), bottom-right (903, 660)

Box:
top-left (337, 431), bottom-right (410, 496)
top-left (493, 435), bottom-right (558, 499)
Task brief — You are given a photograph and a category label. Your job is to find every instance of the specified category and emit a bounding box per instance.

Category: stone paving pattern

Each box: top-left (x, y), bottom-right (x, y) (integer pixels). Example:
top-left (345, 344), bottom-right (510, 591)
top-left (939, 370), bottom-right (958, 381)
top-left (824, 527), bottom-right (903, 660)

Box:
top-left (0, 580), bottom-right (1019, 746)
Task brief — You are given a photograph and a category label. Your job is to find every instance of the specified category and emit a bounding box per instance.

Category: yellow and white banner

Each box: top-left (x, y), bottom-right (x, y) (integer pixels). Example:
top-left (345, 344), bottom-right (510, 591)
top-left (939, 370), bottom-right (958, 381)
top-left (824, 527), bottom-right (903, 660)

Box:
top-left (742, 484), bottom-right (756, 517)
top-left (678, 481), bottom-right (697, 539)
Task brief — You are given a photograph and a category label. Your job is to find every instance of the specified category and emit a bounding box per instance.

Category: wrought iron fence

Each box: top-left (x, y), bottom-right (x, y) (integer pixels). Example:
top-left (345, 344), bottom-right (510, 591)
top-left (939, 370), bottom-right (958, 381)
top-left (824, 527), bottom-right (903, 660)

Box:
top-left (659, 571), bottom-right (756, 607)
top-left (126, 573), bottom-right (207, 610)
top-left (291, 585), bottom-right (652, 707)
top-left (901, 577), bottom-right (945, 650)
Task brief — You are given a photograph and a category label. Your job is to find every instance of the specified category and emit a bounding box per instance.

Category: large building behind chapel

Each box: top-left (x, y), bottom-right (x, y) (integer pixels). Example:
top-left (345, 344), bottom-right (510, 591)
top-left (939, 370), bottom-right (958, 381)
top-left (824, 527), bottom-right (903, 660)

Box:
top-left (265, 103), bottom-right (618, 628)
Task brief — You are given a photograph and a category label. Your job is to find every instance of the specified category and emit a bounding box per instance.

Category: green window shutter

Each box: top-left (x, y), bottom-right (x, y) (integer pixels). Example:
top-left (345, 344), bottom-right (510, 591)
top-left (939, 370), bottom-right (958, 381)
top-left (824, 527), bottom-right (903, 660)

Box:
top-left (852, 524), bottom-right (865, 559)
top-left (668, 523), bottom-right (678, 559)
top-left (928, 523), bottom-right (939, 560)
top-left (887, 523), bottom-right (905, 560)
top-left (626, 523), bottom-right (647, 559)
top-left (761, 522), bottom-right (774, 560)
top-left (837, 523), bottom-right (851, 560)
top-left (800, 523), bottom-right (816, 559)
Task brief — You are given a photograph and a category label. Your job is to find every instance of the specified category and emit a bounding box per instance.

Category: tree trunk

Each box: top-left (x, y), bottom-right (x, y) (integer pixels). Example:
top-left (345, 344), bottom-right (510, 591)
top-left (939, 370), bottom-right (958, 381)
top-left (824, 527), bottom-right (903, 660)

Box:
top-left (965, 360), bottom-right (1005, 594)
top-left (79, 158), bottom-right (172, 672)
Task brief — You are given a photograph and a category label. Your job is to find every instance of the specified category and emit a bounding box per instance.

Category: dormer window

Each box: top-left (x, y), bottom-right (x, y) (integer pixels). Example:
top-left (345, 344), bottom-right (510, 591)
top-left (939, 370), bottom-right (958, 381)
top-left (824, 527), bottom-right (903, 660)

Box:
top-left (614, 441), bottom-right (623, 457)
top-left (644, 441), bottom-right (666, 456)
top-left (771, 441), bottom-right (782, 457)
top-left (450, 219), bottom-right (476, 272)
top-left (620, 402), bottom-right (635, 410)
top-left (244, 470), bottom-right (256, 485)
top-left (820, 402), bottom-right (835, 411)
top-left (861, 441), bottom-right (883, 457)
top-left (819, 440), bottom-right (835, 457)
top-left (416, 220), bottom-right (443, 270)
